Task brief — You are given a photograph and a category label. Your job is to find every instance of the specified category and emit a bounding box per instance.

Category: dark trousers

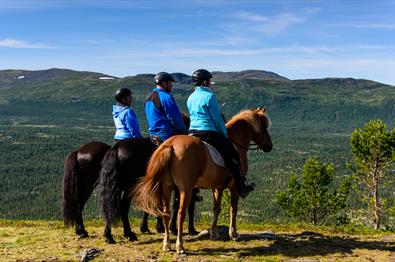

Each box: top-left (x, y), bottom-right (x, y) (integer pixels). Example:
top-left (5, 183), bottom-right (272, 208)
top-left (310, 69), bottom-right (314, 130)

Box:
top-left (189, 130), bottom-right (243, 190)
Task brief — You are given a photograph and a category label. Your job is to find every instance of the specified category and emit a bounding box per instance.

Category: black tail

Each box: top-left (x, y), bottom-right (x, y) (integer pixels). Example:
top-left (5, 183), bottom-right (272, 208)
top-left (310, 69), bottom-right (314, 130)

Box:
top-left (99, 146), bottom-right (122, 226)
top-left (62, 150), bottom-right (79, 226)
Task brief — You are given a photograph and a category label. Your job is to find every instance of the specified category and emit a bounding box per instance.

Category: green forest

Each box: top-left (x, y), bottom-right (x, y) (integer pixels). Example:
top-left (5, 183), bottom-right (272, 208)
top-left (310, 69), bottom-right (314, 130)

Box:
top-left (0, 69), bottom-right (394, 228)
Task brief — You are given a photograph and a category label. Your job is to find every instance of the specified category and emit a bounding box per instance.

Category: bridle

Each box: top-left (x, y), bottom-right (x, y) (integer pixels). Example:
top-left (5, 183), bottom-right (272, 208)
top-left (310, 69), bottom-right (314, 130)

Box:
top-left (231, 140), bottom-right (260, 152)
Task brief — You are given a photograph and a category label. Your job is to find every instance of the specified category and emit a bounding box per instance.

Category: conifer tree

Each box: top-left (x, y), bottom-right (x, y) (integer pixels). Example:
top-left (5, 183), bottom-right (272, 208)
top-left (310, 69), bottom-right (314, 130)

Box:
top-left (276, 157), bottom-right (351, 225)
top-left (350, 119), bottom-right (395, 229)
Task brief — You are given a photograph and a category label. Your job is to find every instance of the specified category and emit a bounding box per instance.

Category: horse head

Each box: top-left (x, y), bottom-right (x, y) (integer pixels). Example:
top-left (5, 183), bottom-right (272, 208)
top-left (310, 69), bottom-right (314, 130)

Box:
top-left (250, 107), bottom-right (273, 152)
top-left (226, 107), bottom-right (273, 153)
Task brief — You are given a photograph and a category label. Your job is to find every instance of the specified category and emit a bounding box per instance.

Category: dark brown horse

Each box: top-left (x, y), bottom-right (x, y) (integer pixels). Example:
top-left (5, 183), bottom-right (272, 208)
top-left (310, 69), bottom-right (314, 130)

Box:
top-left (133, 108), bottom-right (273, 253)
top-left (62, 141), bottom-right (110, 237)
top-left (98, 137), bottom-right (199, 243)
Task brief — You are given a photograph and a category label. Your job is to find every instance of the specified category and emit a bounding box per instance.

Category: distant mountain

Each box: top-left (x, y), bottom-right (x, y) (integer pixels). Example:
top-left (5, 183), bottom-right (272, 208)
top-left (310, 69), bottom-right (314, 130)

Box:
top-left (292, 77), bottom-right (385, 89)
top-left (171, 73), bottom-right (191, 84)
top-left (0, 68), bottom-right (117, 89)
top-left (212, 70), bottom-right (289, 81)
top-left (0, 68), bottom-right (393, 103)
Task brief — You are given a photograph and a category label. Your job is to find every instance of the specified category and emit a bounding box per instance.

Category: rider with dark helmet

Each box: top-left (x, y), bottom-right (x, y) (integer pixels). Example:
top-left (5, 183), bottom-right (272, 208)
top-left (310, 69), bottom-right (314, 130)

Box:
top-left (187, 69), bottom-right (254, 198)
top-left (145, 72), bottom-right (187, 144)
top-left (112, 87), bottom-right (143, 141)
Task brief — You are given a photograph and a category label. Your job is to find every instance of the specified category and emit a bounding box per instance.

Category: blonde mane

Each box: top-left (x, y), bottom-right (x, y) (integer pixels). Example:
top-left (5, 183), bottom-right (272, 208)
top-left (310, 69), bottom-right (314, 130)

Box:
top-left (226, 109), bottom-right (270, 132)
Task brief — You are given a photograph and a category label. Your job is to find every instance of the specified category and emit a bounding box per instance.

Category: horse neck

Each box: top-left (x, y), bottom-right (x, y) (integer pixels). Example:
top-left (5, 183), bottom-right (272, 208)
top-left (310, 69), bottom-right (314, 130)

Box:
top-left (227, 120), bottom-right (252, 149)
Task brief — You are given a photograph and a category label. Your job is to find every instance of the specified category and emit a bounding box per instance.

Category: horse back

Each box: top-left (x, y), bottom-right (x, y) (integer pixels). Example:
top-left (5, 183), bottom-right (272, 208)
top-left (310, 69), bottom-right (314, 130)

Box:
top-left (164, 135), bottom-right (231, 190)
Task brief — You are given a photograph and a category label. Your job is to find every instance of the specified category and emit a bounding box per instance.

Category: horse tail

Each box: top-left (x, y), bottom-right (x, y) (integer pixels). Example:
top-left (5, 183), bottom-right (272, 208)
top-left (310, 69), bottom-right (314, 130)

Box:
top-left (132, 144), bottom-right (173, 217)
top-left (98, 146), bottom-right (122, 226)
top-left (62, 150), bottom-right (79, 226)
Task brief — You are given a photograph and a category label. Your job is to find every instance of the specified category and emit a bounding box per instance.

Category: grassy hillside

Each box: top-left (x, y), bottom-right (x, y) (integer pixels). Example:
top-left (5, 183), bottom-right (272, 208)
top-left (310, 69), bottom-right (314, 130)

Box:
top-left (0, 69), bottom-right (394, 226)
top-left (1, 220), bottom-right (394, 261)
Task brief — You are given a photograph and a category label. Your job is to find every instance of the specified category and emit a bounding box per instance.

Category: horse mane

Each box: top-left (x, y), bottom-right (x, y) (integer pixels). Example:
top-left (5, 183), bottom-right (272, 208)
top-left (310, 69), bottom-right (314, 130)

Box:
top-left (226, 109), bottom-right (271, 132)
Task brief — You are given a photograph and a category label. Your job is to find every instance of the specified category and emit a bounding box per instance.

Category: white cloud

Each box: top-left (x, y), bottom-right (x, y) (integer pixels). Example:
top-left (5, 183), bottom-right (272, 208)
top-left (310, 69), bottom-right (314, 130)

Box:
top-left (228, 11), bottom-right (306, 36)
top-left (336, 23), bottom-right (395, 29)
top-left (0, 39), bottom-right (52, 49)
top-left (115, 44), bottom-right (394, 59)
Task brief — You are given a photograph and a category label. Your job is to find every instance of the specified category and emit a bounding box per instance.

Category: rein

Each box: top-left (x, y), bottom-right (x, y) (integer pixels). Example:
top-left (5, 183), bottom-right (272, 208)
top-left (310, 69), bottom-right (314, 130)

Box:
top-left (231, 140), bottom-right (259, 151)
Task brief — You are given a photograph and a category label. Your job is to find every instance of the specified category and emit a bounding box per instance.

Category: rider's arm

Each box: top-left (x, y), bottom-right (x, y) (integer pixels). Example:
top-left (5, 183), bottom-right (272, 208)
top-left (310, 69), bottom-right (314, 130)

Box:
top-left (161, 94), bottom-right (187, 134)
top-left (125, 109), bottom-right (143, 138)
top-left (208, 94), bottom-right (227, 137)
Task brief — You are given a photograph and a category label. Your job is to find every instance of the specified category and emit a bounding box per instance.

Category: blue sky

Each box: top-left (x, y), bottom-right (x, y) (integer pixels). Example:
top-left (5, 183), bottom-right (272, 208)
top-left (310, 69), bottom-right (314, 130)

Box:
top-left (0, 0), bottom-right (394, 85)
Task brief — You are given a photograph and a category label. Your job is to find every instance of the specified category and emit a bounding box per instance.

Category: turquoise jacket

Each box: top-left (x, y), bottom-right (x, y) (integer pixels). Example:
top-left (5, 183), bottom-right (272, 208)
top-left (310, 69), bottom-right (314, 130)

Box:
top-left (187, 86), bottom-right (227, 137)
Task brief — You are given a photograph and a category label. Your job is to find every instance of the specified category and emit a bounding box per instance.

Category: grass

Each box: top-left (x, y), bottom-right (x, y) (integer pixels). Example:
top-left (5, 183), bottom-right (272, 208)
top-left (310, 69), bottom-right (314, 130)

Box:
top-left (0, 220), bottom-right (394, 261)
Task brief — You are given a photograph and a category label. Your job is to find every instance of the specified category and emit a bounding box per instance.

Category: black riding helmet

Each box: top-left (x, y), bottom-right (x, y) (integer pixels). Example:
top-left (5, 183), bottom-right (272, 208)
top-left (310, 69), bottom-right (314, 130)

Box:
top-left (192, 69), bottom-right (212, 86)
top-left (154, 72), bottom-right (175, 85)
top-left (114, 87), bottom-right (131, 103)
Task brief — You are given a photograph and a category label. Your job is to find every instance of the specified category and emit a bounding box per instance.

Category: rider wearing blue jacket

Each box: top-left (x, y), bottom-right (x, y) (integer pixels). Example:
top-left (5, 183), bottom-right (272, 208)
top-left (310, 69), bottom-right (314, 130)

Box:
top-left (145, 72), bottom-right (187, 143)
top-left (187, 69), bottom-right (254, 198)
top-left (113, 88), bottom-right (143, 141)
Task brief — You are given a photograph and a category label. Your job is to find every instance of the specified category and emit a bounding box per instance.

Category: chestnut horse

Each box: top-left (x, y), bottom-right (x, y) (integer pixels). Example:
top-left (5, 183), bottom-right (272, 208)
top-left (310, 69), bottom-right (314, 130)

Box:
top-left (133, 108), bottom-right (272, 253)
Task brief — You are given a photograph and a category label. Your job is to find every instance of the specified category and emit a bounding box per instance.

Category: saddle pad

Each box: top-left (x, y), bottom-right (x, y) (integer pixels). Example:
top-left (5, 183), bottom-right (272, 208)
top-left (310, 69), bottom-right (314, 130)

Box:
top-left (202, 141), bottom-right (225, 167)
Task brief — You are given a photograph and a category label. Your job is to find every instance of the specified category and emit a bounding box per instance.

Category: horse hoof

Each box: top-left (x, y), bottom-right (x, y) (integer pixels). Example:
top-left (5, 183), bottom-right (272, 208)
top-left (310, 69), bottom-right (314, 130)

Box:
top-left (76, 229), bottom-right (88, 238)
top-left (162, 244), bottom-right (171, 252)
top-left (140, 226), bottom-right (150, 234)
top-left (230, 234), bottom-right (240, 241)
top-left (126, 234), bottom-right (138, 241)
top-left (77, 232), bottom-right (88, 238)
top-left (177, 248), bottom-right (187, 255)
top-left (128, 236), bottom-right (138, 242)
top-left (188, 228), bottom-right (199, 236)
top-left (105, 237), bottom-right (116, 244)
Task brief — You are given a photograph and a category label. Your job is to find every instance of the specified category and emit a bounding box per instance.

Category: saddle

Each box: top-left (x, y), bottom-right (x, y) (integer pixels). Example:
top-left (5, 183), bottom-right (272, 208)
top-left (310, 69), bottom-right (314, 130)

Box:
top-left (202, 141), bottom-right (225, 168)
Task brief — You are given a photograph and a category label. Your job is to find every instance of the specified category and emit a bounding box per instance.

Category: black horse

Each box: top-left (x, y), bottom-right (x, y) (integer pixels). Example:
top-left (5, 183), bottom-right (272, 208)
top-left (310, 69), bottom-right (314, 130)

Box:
top-left (99, 137), bottom-right (199, 243)
top-left (62, 141), bottom-right (163, 237)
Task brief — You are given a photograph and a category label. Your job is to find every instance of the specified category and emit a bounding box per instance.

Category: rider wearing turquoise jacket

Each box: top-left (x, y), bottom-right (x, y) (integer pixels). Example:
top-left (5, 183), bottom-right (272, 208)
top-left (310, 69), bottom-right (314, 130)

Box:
top-left (187, 69), bottom-right (254, 198)
top-left (187, 86), bottom-right (227, 137)
top-left (112, 88), bottom-right (143, 141)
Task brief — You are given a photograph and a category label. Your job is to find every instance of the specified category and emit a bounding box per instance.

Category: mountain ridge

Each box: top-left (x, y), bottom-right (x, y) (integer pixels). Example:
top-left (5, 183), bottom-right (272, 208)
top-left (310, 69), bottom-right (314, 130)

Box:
top-left (1, 68), bottom-right (391, 88)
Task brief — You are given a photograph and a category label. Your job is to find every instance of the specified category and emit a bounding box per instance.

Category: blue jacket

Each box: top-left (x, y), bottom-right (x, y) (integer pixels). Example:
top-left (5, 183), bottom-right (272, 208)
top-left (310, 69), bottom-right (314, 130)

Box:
top-left (145, 88), bottom-right (187, 141)
top-left (113, 105), bottom-right (143, 140)
top-left (187, 86), bottom-right (227, 137)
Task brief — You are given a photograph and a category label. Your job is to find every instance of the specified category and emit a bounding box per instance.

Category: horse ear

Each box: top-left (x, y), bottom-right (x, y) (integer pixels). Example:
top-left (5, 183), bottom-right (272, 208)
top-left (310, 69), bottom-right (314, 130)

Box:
top-left (262, 107), bottom-right (266, 113)
top-left (256, 107), bottom-right (262, 110)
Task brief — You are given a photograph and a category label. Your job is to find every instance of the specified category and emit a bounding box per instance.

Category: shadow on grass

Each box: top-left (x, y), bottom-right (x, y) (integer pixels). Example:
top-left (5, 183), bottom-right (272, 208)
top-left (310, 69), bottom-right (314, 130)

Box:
top-left (194, 231), bottom-right (395, 258)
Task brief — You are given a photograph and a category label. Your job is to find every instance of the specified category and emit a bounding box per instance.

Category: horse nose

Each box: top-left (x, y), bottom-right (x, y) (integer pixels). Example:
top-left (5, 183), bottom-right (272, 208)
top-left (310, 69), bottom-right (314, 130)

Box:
top-left (263, 143), bottom-right (273, 152)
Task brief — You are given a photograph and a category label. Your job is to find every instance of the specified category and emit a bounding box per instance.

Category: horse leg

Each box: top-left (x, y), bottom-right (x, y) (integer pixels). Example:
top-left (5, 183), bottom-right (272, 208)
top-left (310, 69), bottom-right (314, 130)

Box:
top-left (75, 206), bottom-right (88, 237)
top-left (170, 188), bottom-right (180, 235)
top-left (187, 189), bottom-right (198, 235)
top-left (162, 188), bottom-right (172, 251)
top-left (210, 189), bottom-right (223, 240)
top-left (176, 190), bottom-right (192, 254)
top-left (156, 216), bottom-right (164, 233)
top-left (104, 222), bottom-right (116, 244)
top-left (120, 194), bottom-right (138, 241)
top-left (140, 212), bottom-right (150, 233)
top-left (75, 180), bottom-right (95, 237)
top-left (229, 189), bottom-right (240, 240)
